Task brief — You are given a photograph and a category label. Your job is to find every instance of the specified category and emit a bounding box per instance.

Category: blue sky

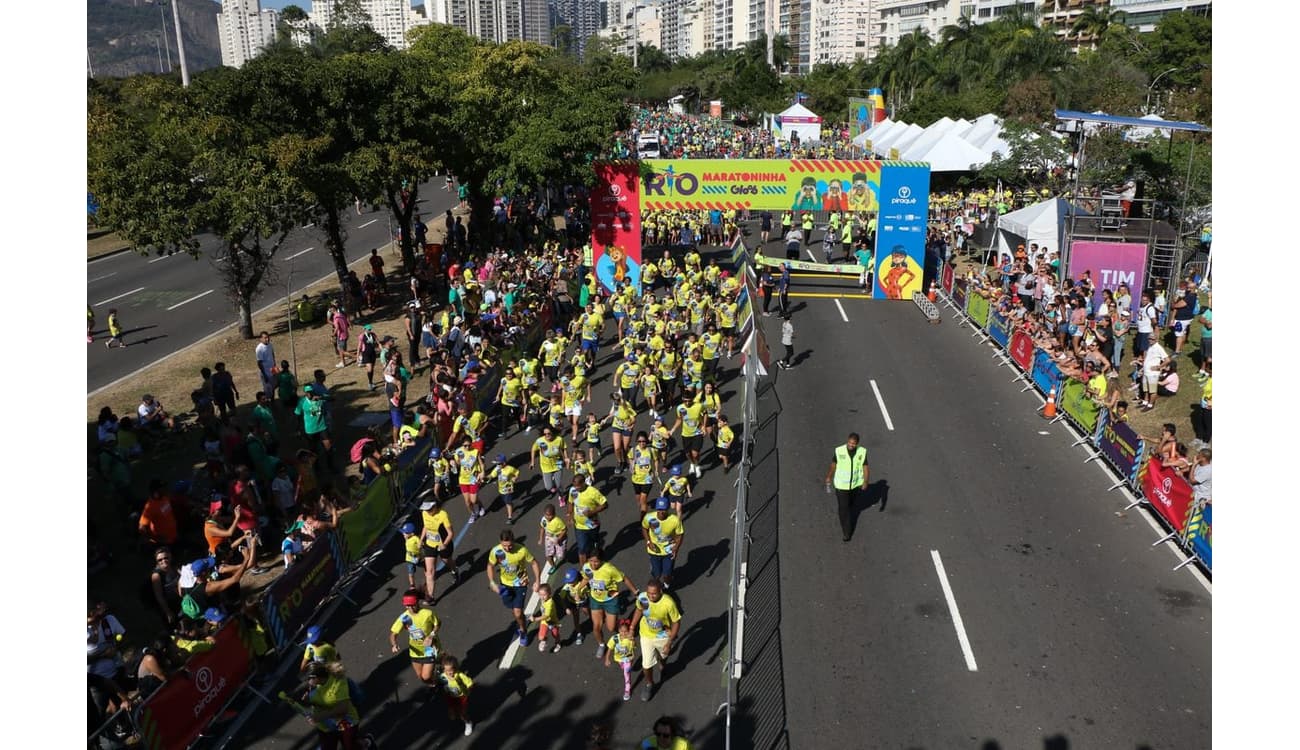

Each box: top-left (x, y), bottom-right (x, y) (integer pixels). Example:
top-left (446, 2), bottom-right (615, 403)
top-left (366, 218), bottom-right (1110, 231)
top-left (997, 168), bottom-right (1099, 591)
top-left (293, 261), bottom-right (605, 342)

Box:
top-left (259, 1), bottom-right (425, 9)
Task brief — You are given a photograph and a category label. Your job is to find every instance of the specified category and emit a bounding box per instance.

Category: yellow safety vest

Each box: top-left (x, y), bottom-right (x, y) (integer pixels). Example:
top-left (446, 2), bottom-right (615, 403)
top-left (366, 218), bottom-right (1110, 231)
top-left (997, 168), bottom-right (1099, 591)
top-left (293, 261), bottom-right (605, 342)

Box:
top-left (833, 445), bottom-right (867, 490)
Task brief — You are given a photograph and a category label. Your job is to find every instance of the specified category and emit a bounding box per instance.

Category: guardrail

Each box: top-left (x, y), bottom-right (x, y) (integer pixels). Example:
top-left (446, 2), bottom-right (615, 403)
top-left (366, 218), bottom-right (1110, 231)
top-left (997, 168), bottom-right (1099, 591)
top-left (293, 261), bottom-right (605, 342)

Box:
top-left (938, 266), bottom-right (1211, 576)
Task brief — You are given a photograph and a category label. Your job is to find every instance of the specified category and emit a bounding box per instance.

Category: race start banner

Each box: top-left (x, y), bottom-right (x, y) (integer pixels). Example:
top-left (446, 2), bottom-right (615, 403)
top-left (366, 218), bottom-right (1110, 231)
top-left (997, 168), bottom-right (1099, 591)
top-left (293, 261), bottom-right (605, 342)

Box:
top-left (1141, 455), bottom-right (1195, 534)
top-left (754, 253), bottom-right (865, 276)
top-left (1068, 241), bottom-right (1148, 309)
top-left (137, 621), bottom-right (255, 750)
top-left (591, 161), bottom-right (642, 294)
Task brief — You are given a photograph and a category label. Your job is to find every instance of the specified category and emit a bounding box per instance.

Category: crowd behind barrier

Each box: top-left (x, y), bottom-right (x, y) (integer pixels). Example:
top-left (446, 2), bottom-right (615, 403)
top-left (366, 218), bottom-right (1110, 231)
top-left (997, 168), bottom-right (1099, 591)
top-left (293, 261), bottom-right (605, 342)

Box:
top-left (938, 267), bottom-right (1211, 576)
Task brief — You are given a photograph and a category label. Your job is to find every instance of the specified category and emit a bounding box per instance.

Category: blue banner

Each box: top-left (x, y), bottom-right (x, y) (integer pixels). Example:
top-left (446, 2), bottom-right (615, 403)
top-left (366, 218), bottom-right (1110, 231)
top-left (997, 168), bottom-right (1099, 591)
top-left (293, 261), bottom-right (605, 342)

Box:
top-left (261, 531), bottom-right (344, 648)
top-left (873, 164), bottom-right (931, 300)
top-left (988, 309), bottom-right (1010, 349)
top-left (1031, 348), bottom-right (1063, 396)
top-left (1190, 504), bottom-right (1212, 570)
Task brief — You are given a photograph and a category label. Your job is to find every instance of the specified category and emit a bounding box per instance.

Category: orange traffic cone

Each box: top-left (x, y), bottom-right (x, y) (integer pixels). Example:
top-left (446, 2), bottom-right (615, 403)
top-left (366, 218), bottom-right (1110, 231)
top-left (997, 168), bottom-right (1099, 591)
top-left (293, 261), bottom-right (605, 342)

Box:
top-left (1042, 386), bottom-right (1057, 419)
top-left (927, 281), bottom-right (937, 302)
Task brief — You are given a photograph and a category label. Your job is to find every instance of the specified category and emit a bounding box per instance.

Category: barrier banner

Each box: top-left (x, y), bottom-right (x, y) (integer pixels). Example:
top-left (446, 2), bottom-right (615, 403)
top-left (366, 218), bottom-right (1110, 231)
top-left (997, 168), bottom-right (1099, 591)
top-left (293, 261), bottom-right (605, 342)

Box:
top-left (1067, 240), bottom-right (1148, 309)
top-left (987, 308), bottom-right (1010, 349)
top-left (941, 262), bottom-right (954, 295)
top-left (1097, 410), bottom-right (1145, 482)
top-left (1030, 348), bottom-right (1063, 396)
top-left (261, 531), bottom-right (344, 648)
top-left (965, 292), bottom-right (991, 330)
top-left (951, 277), bottom-right (967, 309)
top-left (591, 161), bottom-right (642, 295)
top-left (1058, 379), bottom-right (1101, 433)
top-left (754, 253), bottom-right (865, 275)
top-left (1009, 330), bottom-right (1034, 371)
top-left (1141, 456), bottom-right (1194, 534)
top-left (338, 475), bottom-right (396, 562)
top-left (137, 621), bottom-right (254, 750)
top-left (1188, 502), bottom-right (1212, 570)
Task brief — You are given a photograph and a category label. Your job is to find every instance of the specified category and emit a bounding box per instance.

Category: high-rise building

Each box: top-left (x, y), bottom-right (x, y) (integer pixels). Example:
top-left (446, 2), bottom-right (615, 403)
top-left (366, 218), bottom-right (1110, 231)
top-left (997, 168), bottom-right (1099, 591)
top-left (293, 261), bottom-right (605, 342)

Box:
top-left (871, 0), bottom-right (960, 52)
top-left (812, 0), bottom-right (877, 66)
top-left (553, 0), bottom-right (602, 55)
top-left (217, 0), bottom-right (279, 68)
top-left (444, 0), bottom-right (551, 43)
top-left (309, 1), bottom-right (432, 50)
top-left (597, 2), bottom-right (663, 56)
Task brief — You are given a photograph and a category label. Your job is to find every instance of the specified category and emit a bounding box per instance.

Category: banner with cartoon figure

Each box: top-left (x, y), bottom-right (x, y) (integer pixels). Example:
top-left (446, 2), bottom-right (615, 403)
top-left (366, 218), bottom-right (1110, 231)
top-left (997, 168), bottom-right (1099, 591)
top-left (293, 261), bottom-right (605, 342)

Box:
top-left (872, 163), bottom-right (931, 300)
top-left (591, 161), bottom-right (642, 295)
top-left (641, 159), bottom-right (929, 216)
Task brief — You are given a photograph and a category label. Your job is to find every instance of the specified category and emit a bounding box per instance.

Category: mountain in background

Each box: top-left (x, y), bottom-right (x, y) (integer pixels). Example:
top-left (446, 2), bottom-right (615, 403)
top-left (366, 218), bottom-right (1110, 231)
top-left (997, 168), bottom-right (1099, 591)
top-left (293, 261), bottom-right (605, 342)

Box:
top-left (88, 0), bottom-right (224, 79)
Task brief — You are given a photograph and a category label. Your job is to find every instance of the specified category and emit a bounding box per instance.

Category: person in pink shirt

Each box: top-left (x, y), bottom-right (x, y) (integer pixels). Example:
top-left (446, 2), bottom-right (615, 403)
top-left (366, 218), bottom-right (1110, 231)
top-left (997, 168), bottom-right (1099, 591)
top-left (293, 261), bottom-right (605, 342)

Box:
top-left (332, 306), bottom-right (351, 368)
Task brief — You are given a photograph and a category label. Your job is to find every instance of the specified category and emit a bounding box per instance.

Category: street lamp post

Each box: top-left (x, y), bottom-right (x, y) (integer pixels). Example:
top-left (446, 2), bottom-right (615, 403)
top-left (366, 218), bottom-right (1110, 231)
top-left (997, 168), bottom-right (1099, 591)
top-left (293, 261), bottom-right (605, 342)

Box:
top-left (167, 0), bottom-right (191, 87)
top-left (1144, 67), bottom-right (1179, 114)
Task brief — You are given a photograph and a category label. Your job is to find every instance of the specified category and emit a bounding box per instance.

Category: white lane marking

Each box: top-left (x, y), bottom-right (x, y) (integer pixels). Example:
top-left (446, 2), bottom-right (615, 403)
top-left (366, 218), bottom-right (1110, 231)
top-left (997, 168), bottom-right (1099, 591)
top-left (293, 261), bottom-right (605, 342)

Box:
top-left (931, 550), bottom-right (979, 672)
top-left (286, 247), bottom-right (315, 261)
top-left (166, 289), bottom-right (215, 311)
top-left (94, 287), bottom-right (145, 306)
top-left (88, 272), bottom-right (117, 283)
top-left (869, 379), bottom-right (895, 431)
top-left (302, 222), bottom-right (314, 229)
top-left (805, 248), bottom-right (818, 263)
top-left (499, 587), bottom-right (543, 670)
top-left (834, 298), bottom-right (849, 323)
top-left (88, 240), bottom-right (397, 397)
top-left (358, 219), bottom-right (378, 229)
top-left (147, 254), bottom-right (172, 264)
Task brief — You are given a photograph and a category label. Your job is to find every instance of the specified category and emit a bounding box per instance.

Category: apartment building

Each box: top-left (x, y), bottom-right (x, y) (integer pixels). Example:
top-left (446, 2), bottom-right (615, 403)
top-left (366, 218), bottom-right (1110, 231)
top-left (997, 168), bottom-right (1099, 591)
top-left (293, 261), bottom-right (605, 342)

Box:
top-left (597, 2), bottom-right (663, 56)
top-left (439, 0), bottom-right (551, 43)
top-left (552, 0), bottom-right (603, 55)
top-left (871, 0), bottom-right (960, 51)
top-left (217, 0), bottom-right (278, 68)
top-left (812, 0), bottom-right (877, 66)
top-left (309, 0), bottom-right (431, 49)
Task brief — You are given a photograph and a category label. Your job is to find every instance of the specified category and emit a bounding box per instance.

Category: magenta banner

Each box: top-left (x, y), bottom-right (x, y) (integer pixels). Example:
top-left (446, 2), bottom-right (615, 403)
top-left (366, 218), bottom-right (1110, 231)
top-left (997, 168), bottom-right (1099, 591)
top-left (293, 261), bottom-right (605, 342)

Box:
top-left (1068, 241), bottom-right (1148, 309)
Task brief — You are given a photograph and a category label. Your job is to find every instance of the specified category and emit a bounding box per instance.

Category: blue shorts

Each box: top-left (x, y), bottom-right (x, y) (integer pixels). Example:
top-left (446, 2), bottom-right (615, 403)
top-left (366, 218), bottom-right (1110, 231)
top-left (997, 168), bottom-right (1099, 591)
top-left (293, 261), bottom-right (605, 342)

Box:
top-left (614, 312), bottom-right (626, 320)
top-left (390, 406), bottom-right (404, 428)
top-left (650, 554), bottom-right (674, 580)
top-left (575, 528), bottom-right (599, 555)
top-left (499, 584), bottom-right (528, 610)
top-left (581, 339), bottom-right (598, 353)
top-left (405, 561), bottom-right (420, 576)
top-left (613, 427), bottom-right (632, 438)
top-left (590, 596), bottom-right (621, 615)
top-left (421, 332), bottom-right (436, 349)
top-left (499, 492), bottom-right (515, 507)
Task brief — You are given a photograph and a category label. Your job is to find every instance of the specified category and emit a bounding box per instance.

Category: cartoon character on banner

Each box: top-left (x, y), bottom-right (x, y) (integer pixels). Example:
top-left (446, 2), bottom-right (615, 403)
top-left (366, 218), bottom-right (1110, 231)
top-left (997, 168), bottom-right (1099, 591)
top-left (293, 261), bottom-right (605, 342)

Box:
top-left (822, 180), bottom-right (849, 212)
top-left (847, 172), bottom-right (878, 212)
top-left (877, 246), bottom-right (920, 300)
top-left (597, 244), bottom-right (640, 293)
top-left (791, 177), bottom-right (819, 211)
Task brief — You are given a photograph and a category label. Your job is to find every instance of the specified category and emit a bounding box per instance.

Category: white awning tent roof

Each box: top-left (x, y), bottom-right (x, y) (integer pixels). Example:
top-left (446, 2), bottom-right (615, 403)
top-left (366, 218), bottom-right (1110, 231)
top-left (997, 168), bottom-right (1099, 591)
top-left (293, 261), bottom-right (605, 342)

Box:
top-left (994, 197), bottom-right (1092, 262)
top-left (912, 133), bottom-right (997, 172)
top-left (1124, 114), bottom-right (1174, 141)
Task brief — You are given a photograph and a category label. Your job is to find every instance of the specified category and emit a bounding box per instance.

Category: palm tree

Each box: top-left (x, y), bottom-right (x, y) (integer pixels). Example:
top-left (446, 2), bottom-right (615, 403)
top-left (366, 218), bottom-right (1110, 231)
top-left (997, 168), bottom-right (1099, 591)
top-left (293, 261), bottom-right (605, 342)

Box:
top-left (1071, 6), bottom-right (1127, 49)
top-left (889, 29), bottom-right (935, 107)
top-left (937, 14), bottom-right (991, 94)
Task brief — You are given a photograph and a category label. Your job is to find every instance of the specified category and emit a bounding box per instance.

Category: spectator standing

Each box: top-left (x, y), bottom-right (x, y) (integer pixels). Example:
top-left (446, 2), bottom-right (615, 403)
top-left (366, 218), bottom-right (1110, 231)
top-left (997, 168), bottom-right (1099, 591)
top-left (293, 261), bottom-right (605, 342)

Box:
top-left (332, 307), bottom-right (352, 369)
top-left (778, 263), bottom-right (792, 316)
top-left (778, 315), bottom-right (795, 369)
top-left (252, 332), bottom-right (276, 399)
top-left (1169, 280), bottom-right (1198, 356)
top-left (405, 302), bottom-right (423, 367)
top-left (1133, 290), bottom-right (1157, 357)
top-left (1136, 337), bottom-right (1169, 412)
top-left (1190, 449), bottom-right (1212, 504)
top-left (211, 362), bottom-right (239, 418)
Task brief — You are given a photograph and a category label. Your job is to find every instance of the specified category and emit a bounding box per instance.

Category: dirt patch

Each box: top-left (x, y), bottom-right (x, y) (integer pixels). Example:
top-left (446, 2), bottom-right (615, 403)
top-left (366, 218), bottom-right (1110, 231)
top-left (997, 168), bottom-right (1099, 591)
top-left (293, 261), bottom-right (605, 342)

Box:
top-left (88, 228), bottom-right (132, 260)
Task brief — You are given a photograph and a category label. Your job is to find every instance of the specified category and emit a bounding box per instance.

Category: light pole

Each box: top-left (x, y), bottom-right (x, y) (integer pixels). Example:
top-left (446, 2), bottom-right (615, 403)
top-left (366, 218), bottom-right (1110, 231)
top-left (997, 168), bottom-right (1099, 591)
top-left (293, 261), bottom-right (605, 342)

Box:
top-left (167, 0), bottom-right (191, 87)
top-left (1144, 67), bottom-right (1179, 114)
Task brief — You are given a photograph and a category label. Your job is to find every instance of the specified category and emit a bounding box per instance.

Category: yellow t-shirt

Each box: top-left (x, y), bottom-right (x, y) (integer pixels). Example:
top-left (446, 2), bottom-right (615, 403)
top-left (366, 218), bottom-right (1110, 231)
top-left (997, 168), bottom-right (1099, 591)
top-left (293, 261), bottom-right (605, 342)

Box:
top-left (562, 376), bottom-right (587, 409)
top-left (642, 512), bottom-right (683, 556)
top-left (540, 514), bottom-right (566, 539)
top-left (636, 594), bottom-right (681, 639)
top-left (391, 608), bottom-right (440, 658)
top-left (534, 436), bottom-right (566, 474)
top-left (611, 402), bottom-right (638, 432)
top-left (570, 485), bottom-right (607, 530)
top-left (629, 445), bottom-right (658, 484)
top-left (404, 535), bottom-right (422, 563)
top-left (488, 464), bottom-right (519, 494)
top-left (439, 670), bottom-right (473, 697)
top-left (489, 543), bottom-right (535, 587)
top-left (422, 509), bottom-right (452, 547)
top-left (538, 596), bottom-right (561, 625)
top-left (500, 376), bottom-right (523, 407)
top-left (582, 561), bottom-right (625, 602)
top-left (454, 447), bottom-right (482, 485)
top-left (677, 402), bottom-right (705, 437)
top-left (717, 424), bottom-right (735, 448)
top-left (607, 634), bottom-right (637, 663)
top-left (1087, 372), bottom-right (1108, 400)
top-left (307, 674), bottom-right (360, 727)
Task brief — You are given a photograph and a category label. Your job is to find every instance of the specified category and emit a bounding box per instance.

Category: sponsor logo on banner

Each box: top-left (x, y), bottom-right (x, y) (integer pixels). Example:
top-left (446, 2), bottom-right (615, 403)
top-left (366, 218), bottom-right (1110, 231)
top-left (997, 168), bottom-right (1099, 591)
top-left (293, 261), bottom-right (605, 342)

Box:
top-left (941, 263), bottom-right (954, 295)
top-left (988, 308), bottom-right (1010, 348)
top-left (262, 531), bottom-right (342, 647)
top-left (1009, 330), bottom-right (1034, 371)
top-left (1068, 241), bottom-right (1148, 309)
top-left (1097, 410), bottom-right (1143, 480)
top-left (1031, 349), bottom-right (1063, 396)
top-left (642, 159), bottom-right (916, 215)
top-left (1057, 380), bottom-right (1100, 433)
top-left (951, 277), bottom-right (967, 309)
top-left (754, 253), bottom-right (865, 275)
top-left (138, 622), bottom-right (253, 750)
top-left (1141, 456), bottom-right (1194, 533)
top-left (1189, 503), bottom-right (1212, 570)
top-left (873, 164), bottom-right (930, 300)
top-left (592, 162), bottom-right (642, 294)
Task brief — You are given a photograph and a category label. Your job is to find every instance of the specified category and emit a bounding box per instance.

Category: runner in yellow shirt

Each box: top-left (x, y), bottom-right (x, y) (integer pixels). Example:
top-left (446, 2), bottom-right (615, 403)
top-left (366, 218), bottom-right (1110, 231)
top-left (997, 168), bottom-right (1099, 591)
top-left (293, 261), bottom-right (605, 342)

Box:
top-left (568, 473), bottom-right (608, 564)
top-left (630, 580), bottom-right (682, 702)
top-left (486, 529), bottom-right (542, 647)
top-left (419, 495), bottom-right (458, 601)
top-left (628, 430), bottom-right (663, 513)
top-left (582, 544), bottom-right (639, 659)
top-left (389, 589), bottom-right (441, 687)
top-left (485, 453), bottom-right (520, 525)
top-left (642, 497), bottom-right (685, 588)
top-left (452, 436), bottom-right (486, 522)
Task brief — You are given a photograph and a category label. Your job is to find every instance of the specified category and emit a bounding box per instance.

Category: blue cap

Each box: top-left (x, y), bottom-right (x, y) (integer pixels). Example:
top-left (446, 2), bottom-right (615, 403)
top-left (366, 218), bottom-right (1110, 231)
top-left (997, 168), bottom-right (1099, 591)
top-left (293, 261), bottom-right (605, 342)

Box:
top-left (430, 448), bottom-right (442, 458)
top-left (563, 568), bottom-right (579, 583)
top-left (495, 454), bottom-right (507, 464)
top-left (671, 465), bottom-right (682, 476)
top-left (401, 522), bottom-right (416, 534)
top-left (203, 607), bottom-right (225, 623)
top-left (654, 497), bottom-right (670, 511)
top-left (305, 626), bottom-right (322, 645)
top-left (190, 556), bottom-right (216, 575)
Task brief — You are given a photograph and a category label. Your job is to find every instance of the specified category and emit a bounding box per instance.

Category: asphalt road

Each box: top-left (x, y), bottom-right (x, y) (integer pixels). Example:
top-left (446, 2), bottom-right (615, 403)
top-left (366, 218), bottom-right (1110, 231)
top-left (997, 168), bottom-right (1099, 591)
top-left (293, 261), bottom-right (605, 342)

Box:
top-left (733, 250), bottom-right (1211, 750)
top-left (237, 299), bottom-right (742, 749)
top-left (86, 184), bottom-right (458, 394)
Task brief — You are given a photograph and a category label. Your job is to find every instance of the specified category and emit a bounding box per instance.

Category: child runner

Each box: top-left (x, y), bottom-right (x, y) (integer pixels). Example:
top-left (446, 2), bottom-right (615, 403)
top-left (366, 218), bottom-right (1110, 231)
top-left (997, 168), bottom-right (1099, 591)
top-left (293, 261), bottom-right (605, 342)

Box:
top-left (401, 522), bottom-right (422, 594)
top-left (561, 568), bottom-right (590, 646)
top-left (584, 413), bottom-right (604, 465)
top-left (106, 308), bottom-right (126, 349)
top-left (715, 414), bottom-right (735, 472)
top-left (537, 503), bottom-right (567, 576)
top-left (604, 618), bottom-right (639, 702)
top-left (438, 654), bottom-right (475, 737)
top-left (531, 583), bottom-right (564, 653)
top-left (485, 454), bottom-right (520, 525)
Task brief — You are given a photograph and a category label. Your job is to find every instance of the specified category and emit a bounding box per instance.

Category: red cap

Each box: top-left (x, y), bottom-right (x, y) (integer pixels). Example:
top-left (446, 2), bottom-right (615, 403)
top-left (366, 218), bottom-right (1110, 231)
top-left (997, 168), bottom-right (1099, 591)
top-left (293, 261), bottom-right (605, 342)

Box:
top-left (402, 595), bottom-right (419, 607)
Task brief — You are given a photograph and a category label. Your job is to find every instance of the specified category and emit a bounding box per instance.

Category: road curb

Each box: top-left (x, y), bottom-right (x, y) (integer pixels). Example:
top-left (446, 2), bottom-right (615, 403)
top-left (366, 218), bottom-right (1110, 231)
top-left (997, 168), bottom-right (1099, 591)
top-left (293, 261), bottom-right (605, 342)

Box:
top-left (87, 246), bottom-right (135, 264)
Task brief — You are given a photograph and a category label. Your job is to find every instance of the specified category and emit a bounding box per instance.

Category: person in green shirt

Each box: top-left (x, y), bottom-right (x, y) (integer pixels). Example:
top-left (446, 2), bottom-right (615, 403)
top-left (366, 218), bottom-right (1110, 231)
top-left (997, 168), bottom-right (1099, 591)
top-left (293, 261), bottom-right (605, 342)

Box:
top-left (275, 361), bottom-right (298, 409)
top-left (252, 391), bottom-right (278, 453)
top-left (294, 384), bottom-right (335, 473)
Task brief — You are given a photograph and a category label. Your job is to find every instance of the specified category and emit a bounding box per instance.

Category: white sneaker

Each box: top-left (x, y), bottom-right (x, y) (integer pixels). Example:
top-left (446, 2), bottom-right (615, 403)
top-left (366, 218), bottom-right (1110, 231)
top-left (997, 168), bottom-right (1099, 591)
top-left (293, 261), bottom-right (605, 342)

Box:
top-left (538, 641), bottom-right (547, 653)
top-left (477, 507), bottom-right (486, 518)
top-left (464, 722), bottom-right (473, 736)
top-left (552, 641), bottom-right (561, 653)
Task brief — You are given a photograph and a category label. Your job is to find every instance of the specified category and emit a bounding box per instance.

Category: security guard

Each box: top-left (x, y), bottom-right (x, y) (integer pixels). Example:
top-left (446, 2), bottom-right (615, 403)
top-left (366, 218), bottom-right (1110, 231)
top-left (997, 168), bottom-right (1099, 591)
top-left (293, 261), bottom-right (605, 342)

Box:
top-left (823, 432), bottom-right (869, 542)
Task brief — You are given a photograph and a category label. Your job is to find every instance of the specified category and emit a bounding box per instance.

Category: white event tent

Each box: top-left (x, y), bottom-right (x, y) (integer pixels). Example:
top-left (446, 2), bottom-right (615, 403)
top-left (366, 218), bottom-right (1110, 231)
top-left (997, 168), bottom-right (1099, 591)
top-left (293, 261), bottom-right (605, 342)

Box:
top-left (772, 103), bottom-right (823, 144)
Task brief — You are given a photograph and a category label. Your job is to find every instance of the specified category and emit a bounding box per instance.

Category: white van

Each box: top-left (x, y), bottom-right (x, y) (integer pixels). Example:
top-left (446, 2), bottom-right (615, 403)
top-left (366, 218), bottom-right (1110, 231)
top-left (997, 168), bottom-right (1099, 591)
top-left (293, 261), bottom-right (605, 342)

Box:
top-left (636, 131), bottom-right (661, 159)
